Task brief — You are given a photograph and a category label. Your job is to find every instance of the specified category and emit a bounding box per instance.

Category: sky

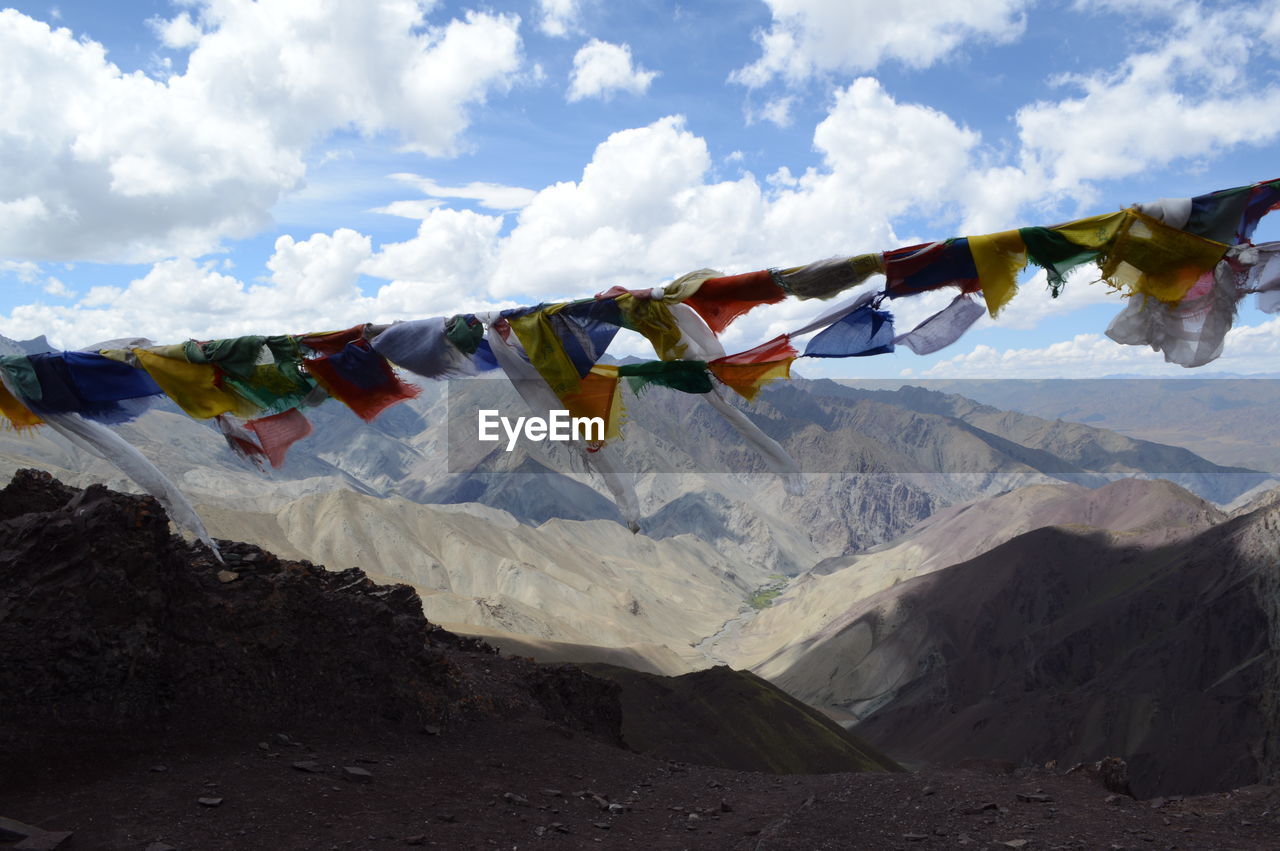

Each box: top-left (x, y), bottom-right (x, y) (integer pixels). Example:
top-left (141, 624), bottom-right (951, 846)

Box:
top-left (2, 0), bottom-right (1280, 379)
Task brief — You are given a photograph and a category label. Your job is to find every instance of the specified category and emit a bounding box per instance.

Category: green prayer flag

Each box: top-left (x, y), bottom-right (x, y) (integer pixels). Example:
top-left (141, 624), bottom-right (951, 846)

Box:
top-left (618, 360), bottom-right (713, 395)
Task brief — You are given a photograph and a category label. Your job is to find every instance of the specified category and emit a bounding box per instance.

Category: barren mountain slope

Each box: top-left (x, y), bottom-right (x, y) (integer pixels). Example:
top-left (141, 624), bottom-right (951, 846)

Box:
top-left (714, 478), bottom-right (1225, 670)
top-left (196, 487), bottom-right (766, 669)
top-left (755, 494), bottom-right (1280, 797)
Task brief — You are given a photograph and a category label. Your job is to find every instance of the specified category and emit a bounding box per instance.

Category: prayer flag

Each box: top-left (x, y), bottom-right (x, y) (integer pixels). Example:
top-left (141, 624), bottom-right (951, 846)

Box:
top-left (683, 270), bottom-right (786, 334)
top-left (246, 408), bottom-right (314, 468)
top-left (135, 346), bottom-right (254, 420)
top-left (803, 305), bottom-right (895, 358)
top-left (969, 229), bottom-right (1028, 316)
top-left (305, 340), bottom-right (420, 422)
top-left (884, 239), bottom-right (981, 298)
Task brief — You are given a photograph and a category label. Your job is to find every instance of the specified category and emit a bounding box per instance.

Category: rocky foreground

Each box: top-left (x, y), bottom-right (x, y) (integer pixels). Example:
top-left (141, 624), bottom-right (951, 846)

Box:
top-left (1, 470), bottom-right (1277, 850)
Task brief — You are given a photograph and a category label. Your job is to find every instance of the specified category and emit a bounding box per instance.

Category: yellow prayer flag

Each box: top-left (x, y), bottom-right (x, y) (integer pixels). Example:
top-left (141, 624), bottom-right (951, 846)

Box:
top-left (1050, 211), bottom-right (1127, 250)
top-left (509, 307), bottom-right (583, 398)
top-left (134, 347), bottom-right (257, 420)
top-left (1100, 210), bottom-right (1229, 303)
top-left (0, 381), bottom-right (42, 429)
top-left (969, 229), bottom-right (1028, 317)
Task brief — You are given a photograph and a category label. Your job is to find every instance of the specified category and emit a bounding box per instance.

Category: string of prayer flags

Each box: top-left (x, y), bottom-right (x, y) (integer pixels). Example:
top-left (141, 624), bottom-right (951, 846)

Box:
top-left (304, 340), bottom-right (420, 422)
top-left (802, 303), bottom-right (895, 358)
top-left (8, 175), bottom-right (1280, 537)
top-left (682, 270), bottom-right (786, 334)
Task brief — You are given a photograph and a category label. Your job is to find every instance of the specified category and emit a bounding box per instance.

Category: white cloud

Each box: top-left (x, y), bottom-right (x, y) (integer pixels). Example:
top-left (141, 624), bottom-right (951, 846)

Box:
top-left (732, 0), bottom-right (1029, 86)
top-left (42, 277), bottom-right (72, 298)
top-left (0, 4), bottom-right (522, 263)
top-left (485, 79), bottom-right (981, 312)
top-left (264, 228), bottom-right (372, 305)
top-left (567, 39), bottom-right (657, 102)
top-left (1015, 2), bottom-right (1280, 196)
top-left (386, 174), bottom-right (538, 212)
top-left (149, 11), bottom-right (203, 49)
top-left (537, 0), bottom-right (582, 37)
top-left (9, 20), bottom-right (1280, 364)
top-left (488, 116), bottom-right (764, 298)
top-left (755, 96), bottom-right (795, 127)
top-left (362, 208), bottom-right (504, 304)
top-left (372, 199), bottom-right (445, 219)
top-left (1, 259), bottom-right (41, 283)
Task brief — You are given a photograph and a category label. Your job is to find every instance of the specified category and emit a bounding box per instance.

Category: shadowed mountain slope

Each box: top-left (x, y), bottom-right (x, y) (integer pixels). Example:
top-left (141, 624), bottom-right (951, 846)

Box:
top-left (755, 495), bottom-right (1280, 797)
top-left (713, 477), bottom-right (1225, 672)
top-left (583, 664), bottom-right (901, 775)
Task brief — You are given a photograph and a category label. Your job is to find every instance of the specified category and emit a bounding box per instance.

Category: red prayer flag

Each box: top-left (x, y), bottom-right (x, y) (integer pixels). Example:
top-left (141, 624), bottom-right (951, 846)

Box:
top-left (305, 341), bottom-right (420, 422)
top-left (246, 408), bottom-right (314, 468)
top-left (710, 334), bottom-right (798, 365)
top-left (684, 270), bottom-right (786, 334)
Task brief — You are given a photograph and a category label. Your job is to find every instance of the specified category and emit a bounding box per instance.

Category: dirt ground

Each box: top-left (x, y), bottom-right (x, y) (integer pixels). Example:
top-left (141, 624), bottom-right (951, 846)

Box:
top-left (4, 717), bottom-right (1278, 850)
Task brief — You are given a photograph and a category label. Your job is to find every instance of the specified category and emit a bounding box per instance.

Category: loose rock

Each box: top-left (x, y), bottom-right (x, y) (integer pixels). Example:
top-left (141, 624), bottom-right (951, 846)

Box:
top-left (343, 766), bottom-right (373, 784)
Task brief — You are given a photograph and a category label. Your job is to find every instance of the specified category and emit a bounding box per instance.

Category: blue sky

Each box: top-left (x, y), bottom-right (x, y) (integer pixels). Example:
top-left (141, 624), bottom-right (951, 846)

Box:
top-left (2, 0), bottom-right (1280, 378)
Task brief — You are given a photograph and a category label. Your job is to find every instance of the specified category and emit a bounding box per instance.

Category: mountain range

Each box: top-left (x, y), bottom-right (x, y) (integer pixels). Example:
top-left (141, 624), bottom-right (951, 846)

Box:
top-left (2, 333), bottom-right (1277, 794)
